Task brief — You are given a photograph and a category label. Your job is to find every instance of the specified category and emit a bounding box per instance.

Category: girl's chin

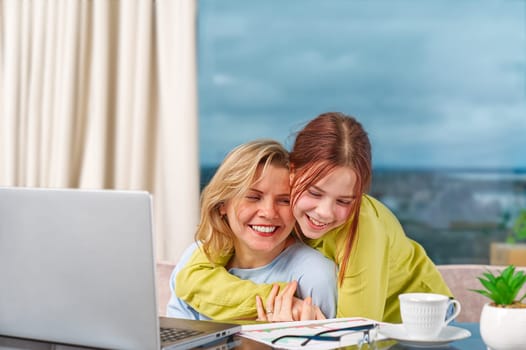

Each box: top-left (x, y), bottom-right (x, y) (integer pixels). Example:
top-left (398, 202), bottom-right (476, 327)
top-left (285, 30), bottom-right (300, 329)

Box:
top-left (299, 218), bottom-right (330, 238)
top-left (303, 232), bottom-right (325, 240)
top-left (300, 224), bottom-right (330, 239)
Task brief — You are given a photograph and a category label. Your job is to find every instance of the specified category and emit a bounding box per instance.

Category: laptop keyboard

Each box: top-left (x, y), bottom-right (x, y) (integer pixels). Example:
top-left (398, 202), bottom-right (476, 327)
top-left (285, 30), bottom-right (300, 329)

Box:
top-left (160, 327), bottom-right (205, 342)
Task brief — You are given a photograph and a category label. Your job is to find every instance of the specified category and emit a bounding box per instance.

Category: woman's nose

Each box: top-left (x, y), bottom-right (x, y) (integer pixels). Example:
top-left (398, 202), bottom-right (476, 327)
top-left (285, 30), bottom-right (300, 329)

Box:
top-left (259, 199), bottom-right (278, 218)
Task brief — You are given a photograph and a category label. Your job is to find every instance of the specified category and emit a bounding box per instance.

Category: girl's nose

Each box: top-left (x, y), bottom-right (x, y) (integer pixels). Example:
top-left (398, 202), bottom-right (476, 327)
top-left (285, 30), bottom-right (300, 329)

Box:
top-left (314, 198), bottom-right (334, 221)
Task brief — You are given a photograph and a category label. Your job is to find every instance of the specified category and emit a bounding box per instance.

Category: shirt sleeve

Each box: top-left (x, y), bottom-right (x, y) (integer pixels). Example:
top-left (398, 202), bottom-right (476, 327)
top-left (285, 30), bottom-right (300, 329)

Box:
top-left (174, 245), bottom-right (287, 320)
top-left (166, 243), bottom-right (211, 320)
top-left (289, 245), bottom-right (338, 318)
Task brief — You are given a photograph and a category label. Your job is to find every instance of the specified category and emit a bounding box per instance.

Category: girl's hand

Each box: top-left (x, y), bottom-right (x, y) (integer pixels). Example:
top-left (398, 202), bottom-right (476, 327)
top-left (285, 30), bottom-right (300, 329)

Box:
top-left (256, 281), bottom-right (326, 322)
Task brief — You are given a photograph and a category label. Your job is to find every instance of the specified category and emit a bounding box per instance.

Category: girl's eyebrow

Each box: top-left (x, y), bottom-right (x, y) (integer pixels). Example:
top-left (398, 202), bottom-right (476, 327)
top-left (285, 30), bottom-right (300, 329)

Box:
top-left (311, 185), bottom-right (355, 199)
top-left (310, 185), bottom-right (324, 192)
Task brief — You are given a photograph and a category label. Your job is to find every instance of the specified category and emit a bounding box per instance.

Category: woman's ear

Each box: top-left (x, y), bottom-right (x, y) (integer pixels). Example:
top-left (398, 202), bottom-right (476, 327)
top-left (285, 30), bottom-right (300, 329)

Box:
top-left (218, 202), bottom-right (227, 216)
top-left (289, 164), bottom-right (296, 186)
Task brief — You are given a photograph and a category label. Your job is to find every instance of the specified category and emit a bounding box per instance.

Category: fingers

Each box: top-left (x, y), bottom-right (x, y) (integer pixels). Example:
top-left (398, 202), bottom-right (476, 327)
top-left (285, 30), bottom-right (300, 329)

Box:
top-left (266, 284), bottom-right (280, 315)
top-left (275, 281), bottom-right (297, 317)
top-left (291, 297), bottom-right (303, 321)
top-left (266, 284), bottom-right (280, 311)
top-left (299, 296), bottom-right (326, 321)
top-left (300, 296), bottom-right (314, 320)
top-left (315, 306), bottom-right (326, 320)
top-left (258, 282), bottom-right (325, 322)
top-left (257, 284), bottom-right (280, 322)
top-left (256, 295), bottom-right (268, 321)
top-left (269, 281), bottom-right (299, 322)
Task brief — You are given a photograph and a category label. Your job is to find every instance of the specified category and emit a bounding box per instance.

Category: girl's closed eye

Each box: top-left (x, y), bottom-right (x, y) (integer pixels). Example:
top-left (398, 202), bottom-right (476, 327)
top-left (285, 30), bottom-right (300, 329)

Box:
top-left (337, 199), bottom-right (352, 206)
top-left (308, 189), bottom-right (322, 198)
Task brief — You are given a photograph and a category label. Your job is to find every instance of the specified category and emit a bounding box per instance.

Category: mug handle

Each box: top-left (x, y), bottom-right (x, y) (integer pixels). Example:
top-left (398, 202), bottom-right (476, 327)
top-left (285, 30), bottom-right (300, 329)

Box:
top-left (444, 299), bottom-right (461, 325)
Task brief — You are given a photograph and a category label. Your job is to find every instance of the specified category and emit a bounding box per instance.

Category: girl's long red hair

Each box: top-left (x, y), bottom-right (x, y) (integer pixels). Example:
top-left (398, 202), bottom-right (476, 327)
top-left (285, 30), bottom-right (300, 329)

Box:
top-left (290, 112), bottom-right (372, 285)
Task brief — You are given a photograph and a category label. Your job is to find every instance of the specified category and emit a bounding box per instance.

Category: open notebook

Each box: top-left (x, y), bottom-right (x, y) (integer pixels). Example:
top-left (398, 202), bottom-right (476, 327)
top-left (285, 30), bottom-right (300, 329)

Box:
top-left (0, 186), bottom-right (240, 350)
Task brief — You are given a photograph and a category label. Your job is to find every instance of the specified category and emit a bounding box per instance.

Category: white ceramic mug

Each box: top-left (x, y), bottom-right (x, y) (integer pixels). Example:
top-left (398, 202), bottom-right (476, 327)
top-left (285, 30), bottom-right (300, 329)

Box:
top-left (398, 293), bottom-right (461, 339)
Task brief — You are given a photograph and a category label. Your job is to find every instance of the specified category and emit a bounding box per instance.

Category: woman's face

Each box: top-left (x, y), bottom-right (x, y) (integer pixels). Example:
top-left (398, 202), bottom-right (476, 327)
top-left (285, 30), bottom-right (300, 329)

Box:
top-left (222, 164), bottom-right (295, 268)
top-left (293, 166), bottom-right (357, 239)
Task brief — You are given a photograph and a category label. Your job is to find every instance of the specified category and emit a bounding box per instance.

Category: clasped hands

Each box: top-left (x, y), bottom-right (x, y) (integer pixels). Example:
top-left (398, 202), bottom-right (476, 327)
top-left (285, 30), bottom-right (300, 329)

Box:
top-left (255, 280), bottom-right (326, 322)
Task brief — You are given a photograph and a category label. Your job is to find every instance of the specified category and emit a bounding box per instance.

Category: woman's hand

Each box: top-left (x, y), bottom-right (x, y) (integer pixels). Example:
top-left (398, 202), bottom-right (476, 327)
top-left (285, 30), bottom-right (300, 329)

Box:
top-left (256, 281), bottom-right (326, 322)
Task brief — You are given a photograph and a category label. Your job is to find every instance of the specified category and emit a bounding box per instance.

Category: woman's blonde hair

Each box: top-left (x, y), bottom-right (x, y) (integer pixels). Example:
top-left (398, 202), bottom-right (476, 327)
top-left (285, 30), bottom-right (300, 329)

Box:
top-left (196, 139), bottom-right (290, 263)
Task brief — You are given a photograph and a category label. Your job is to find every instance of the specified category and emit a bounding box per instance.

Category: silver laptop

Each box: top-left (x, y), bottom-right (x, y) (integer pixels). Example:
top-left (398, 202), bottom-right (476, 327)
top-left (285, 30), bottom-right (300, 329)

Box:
top-left (0, 186), bottom-right (240, 350)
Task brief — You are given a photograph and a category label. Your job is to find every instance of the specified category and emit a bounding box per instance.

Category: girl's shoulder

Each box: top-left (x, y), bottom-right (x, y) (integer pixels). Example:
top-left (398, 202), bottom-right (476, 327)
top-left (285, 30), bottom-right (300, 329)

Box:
top-left (361, 194), bottom-right (402, 227)
top-left (361, 194), bottom-right (393, 216)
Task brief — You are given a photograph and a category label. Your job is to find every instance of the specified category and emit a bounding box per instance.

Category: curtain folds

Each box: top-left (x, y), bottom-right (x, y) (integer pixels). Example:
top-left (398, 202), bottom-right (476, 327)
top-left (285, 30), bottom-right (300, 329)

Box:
top-left (0, 0), bottom-right (199, 262)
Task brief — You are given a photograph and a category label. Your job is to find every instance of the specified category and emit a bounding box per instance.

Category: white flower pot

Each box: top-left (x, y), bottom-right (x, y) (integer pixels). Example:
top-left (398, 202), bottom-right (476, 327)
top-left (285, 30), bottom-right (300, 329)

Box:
top-left (480, 303), bottom-right (526, 350)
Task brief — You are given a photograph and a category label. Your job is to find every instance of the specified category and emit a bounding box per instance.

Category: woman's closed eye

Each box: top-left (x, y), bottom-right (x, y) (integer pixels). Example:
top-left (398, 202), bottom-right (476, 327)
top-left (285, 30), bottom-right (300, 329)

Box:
top-left (277, 197), bottom-right (291, 206)
top-left (245, 193), bottom-right (261, 201)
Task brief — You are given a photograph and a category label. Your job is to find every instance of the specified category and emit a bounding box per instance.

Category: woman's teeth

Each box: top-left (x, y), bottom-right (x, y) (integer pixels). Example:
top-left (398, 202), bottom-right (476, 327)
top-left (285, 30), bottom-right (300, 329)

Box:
top-left (251, 225), bottom-right (277, 233)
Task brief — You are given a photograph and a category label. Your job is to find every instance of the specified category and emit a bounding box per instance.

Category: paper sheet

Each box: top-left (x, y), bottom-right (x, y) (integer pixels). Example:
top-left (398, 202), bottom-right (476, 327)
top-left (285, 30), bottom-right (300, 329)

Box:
top-left (239, 317), bottom-right (385, 349)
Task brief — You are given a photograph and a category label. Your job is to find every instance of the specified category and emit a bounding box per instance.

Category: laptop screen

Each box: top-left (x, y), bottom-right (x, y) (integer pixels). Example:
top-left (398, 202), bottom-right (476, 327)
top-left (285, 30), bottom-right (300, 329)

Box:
top-left (0, 187), bottom-right (161, 349)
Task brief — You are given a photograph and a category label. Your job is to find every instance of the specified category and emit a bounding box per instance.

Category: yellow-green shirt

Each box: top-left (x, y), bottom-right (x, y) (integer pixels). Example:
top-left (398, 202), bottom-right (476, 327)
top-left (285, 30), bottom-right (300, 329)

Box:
top-left (175, 195), bottom-right (452, 322)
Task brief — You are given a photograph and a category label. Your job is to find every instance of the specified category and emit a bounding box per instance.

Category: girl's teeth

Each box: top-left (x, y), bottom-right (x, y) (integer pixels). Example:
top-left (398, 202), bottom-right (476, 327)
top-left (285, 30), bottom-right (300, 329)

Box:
top-left (309, 216), bottom-right (326, 227)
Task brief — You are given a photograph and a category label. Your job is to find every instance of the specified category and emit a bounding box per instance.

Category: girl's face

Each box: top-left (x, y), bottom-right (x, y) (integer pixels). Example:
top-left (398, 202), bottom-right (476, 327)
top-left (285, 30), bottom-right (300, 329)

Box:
top-left (222, 164), bottom-right (295, 268)
top-left (293, 166), bottom-right (357, 239)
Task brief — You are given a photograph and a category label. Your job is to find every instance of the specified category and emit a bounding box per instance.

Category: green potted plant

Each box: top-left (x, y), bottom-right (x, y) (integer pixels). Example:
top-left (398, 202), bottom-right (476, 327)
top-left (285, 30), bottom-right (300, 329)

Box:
top-left (490, 209), bottom-right (526, 266)
top-left (505, 209), bottom-right (526, 244)
top-left (472, 265), bottom-right (526, 350)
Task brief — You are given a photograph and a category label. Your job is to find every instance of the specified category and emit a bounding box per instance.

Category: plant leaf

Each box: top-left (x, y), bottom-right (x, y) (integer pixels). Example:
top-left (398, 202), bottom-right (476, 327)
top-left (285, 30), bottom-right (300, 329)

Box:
top-left (501, 265), bottom-right (515, 283)
top-left (473, 265), bottom-right (526, 305)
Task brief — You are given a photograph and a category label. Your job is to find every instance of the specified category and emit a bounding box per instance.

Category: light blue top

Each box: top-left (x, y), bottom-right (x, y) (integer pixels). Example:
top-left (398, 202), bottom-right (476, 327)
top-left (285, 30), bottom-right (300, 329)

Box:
top-left (166, 240), bottom-right (337, 320)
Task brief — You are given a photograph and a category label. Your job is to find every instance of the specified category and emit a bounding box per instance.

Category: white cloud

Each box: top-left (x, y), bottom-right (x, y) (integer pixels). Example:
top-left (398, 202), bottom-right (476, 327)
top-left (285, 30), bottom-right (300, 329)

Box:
top-left (198, 0), bottom-right (526, 168)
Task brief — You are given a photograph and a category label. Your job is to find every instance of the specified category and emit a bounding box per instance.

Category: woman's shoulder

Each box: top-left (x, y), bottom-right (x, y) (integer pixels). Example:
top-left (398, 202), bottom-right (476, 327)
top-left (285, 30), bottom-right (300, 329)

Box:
top-left (286, 240), bottom-right (336, 266)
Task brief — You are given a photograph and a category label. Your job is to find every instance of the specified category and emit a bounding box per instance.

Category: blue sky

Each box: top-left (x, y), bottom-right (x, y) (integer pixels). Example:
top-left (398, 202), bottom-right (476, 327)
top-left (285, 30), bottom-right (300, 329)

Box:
top-left (197, 0), bottom-right (526, 169)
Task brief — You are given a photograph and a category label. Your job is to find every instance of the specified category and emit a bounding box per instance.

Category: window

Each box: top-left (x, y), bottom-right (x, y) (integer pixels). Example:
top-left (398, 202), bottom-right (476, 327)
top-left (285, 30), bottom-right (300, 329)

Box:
top-left (197, 0), bottom-right (526, 263)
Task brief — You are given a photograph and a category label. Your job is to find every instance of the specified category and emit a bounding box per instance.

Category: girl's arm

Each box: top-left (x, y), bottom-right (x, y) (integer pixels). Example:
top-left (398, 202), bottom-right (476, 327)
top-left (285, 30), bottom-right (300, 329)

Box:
top-left (175, 241), bottom-right (337, 320)
top-left (166, 243), bottom-right (211, 320)
top-left (174, 246), bottom-right (286, 320)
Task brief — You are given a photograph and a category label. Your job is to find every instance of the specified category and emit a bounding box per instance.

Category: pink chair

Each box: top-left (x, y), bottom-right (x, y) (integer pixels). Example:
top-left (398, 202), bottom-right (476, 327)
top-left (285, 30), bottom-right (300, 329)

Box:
top-left (437, 264), bottom-right (526, 322)
top-left (156, 261), bottom-right (176, 316)
top-left (156, 262), bottom-right (526, 321)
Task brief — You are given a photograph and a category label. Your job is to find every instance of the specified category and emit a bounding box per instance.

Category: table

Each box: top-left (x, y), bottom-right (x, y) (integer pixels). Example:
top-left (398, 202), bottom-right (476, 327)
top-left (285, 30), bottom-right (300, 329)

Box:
top-left (227, 322), bottom-right (485, 350)
top-left (0, 323), bottom-right (485, 349)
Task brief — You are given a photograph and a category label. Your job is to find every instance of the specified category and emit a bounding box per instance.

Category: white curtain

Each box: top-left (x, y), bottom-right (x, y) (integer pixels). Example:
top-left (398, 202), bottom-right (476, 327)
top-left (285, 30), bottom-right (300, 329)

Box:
top-left (0, 0), bottom-right (199, 263)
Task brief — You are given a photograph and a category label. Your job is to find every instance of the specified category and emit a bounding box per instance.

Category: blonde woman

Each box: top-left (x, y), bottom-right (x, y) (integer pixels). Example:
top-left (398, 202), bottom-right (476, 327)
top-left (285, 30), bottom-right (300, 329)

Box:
top-left (166, 139), bottom-right (337, 320)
